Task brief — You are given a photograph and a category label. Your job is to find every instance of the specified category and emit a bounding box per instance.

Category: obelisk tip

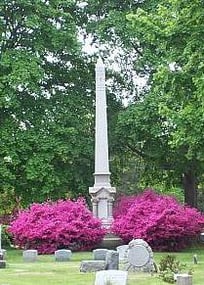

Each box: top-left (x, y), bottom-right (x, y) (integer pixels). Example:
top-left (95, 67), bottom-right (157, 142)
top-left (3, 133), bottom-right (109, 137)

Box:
top-left (96, 57), bottom-right (104, 67)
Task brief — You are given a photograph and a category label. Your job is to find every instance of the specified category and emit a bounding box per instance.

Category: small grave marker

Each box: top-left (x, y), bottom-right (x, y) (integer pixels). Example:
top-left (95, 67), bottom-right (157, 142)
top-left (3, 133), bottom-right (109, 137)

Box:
top-left (200, 232), bottom-right (204, 242)
top-left (0, 225), bottom-right (2, 251)
top-left (0, 225), bottom-right (6, 268)
top-left (93, 249), bottom-right (109, 260)
top-left (193, 254), bottom-right (198, 264)
top-left (176, 274), bottom-right (192, 285)
top-left (23, 249), bottom-right (38, 262)
top-left (55, 249), bottom-right (72, 262)
top-left (105, 250), bottom-right (119, 270)
top-left (116, 245), bottom-right (129, 261)
top-left (80, 260), bottom-right (106, 272)
top-left (95, 270), bottom-right (128, 285)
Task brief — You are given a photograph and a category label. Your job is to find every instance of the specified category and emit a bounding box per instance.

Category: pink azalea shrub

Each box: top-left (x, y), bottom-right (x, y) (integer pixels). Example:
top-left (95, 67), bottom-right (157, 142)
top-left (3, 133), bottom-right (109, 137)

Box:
top-left (112, 190), bottom-right (204, 251)
top-left (113, 194), bottom-right (137, 218)
top-left (9, 198), bottom-right (106, 254)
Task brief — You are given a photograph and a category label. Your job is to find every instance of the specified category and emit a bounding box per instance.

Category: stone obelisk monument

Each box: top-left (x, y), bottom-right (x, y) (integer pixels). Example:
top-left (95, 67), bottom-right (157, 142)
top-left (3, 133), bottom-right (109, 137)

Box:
top-left (89, 58), bottom-right (116, 228)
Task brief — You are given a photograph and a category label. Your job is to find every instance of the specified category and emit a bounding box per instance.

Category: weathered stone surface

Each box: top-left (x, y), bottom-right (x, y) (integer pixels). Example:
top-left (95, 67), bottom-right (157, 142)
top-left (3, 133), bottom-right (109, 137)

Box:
top-left (105, 250), bottom-right (119, 270)
top-left (89, 58), bottom-right (116, 229)
top-left (23, 249), bottom-right (38, 262)
top-left (176, 274), bottom-right (192, 285)
top-left (126, 239), bottom-right (154, 272)
top-left (99, 233), bottom-right (123, 249)
top-left (116, 245), bottom-right (129, 261)
top-left (55, 249), bottom-right (72, 262)
top-left (128, 245), bottom-right (150, 267)
top-left (95, 270), bottom-right (128, 285)
top-left (93, 248), bottom-right (108, 260)
top-left (80, 260), bottom-right (106, 272)
top-left (0, 249), bottom-right (6, 260)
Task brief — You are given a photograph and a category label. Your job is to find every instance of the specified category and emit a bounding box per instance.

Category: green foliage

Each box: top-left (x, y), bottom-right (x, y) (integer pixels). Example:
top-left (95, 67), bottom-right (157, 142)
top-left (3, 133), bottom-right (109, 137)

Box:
top-left (0, 188), bottom-right (20, 215)
top-left (149, 184), bottom-right (184, 203)
top-left (86, 0), bottom-right (204, 207)
top-left (158, 255), bottom-right (187, 284)
top-left (0, 0), bottom-right (82, 203)
top-left (1, 225), bottom-right (12, 248)
top-left (0, 0), bottom-right (122, 205)
top-left (124, 1), bottom-right (204, 207)
top-left (0, 2), bottom-right (96, 204)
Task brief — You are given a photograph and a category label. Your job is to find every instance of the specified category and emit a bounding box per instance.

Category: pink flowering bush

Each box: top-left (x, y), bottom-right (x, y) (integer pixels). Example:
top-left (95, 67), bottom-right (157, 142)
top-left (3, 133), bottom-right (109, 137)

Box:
top-left (112, 190), bottom-right (204, 251)
top-left (9, 198), bottom-right (106, 254)
top-left (113, 194), bottom-right (137, 218)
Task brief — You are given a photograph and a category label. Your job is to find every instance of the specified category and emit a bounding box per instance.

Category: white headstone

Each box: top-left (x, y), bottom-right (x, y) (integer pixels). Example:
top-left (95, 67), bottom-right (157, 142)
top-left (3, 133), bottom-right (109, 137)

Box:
top-left (55, 249), bottom-right (72, 261)
top-left (93, 248), bottom-right (109, 260)
top-left (176, 274), bottom-right (192, 285)
top-left (95, 270), bottom-right (128, 285)
top-left (116, 245), bottom-right (129, 261)
top-left (23, 249), bottom-right (38, 262)
top-left (128, 245), bottom-right (150, 267)
top-left (127, 239), bottom-right (154, 272)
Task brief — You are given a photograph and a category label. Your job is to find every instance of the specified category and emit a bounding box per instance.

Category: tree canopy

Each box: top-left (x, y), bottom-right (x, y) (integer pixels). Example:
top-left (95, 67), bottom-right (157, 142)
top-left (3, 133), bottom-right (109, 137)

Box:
top-left (0, 0), bottom-right (122, 205)
top-left (1, 0), bottom-right (204, 209)
top-left (83, 0), bottom-right (204, 207)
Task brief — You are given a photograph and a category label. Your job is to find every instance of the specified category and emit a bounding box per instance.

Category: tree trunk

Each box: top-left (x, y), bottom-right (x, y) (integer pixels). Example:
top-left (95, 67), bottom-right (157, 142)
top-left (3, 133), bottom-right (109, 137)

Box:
top-left (182, 170), bottom-right (197, 208)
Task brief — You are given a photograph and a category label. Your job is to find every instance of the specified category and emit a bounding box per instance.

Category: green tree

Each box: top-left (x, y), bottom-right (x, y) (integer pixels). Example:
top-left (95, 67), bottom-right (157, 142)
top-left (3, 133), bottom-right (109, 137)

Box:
top-left (0, 0), bottom-right (122, 206)
top-left (118, 0), bottom-right (204, 207)
top-left (0, 0), bottom-right (94, 204)
top-left (83, 0), bottom-right (204, 207)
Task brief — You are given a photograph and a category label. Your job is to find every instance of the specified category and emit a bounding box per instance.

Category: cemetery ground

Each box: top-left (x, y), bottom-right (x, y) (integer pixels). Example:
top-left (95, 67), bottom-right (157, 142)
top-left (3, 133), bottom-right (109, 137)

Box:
top-left (0, 246), bottom-right (204, 285)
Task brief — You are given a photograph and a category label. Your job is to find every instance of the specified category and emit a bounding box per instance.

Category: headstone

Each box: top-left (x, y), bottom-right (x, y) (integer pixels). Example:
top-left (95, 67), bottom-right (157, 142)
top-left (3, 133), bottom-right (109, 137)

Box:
top-left (200, 232), bottom-right (204, 242)
top-left (193, 254), bottom-right (198, 264)
top-left (93, 248), bottom-right (109, 260)
top-left (105, 250), bottom-right (119, 270)
top-left (0, 249), bottom-right (6, 260)
top-left (0, 225), bottom-right (7, 270)
top-left (0, 249), bottom-right (6, 269)
top-left (23, 249), bottom-right (38, 262)
top-left (80, 260), bottom-right (106, 272)
top-left (116, 245), bottom-right (129, 261)
top-left (126, 239), bottom-right (154, 272)
top-left (176, 274), bottom-right (192, 285)
top-left (0, 225), bottom-right (2, 251)
top-left (95, 270), bottom-right (128, 285)
top-left (55, 249), bottom-right (72, 262)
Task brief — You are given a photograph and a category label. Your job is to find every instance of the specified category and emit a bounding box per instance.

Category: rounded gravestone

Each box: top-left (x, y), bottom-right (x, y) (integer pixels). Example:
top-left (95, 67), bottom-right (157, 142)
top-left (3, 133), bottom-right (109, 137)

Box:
top-left (126, 239), bottom-right (154, 272)
top-left (128, 245), bottom-right (150, 267)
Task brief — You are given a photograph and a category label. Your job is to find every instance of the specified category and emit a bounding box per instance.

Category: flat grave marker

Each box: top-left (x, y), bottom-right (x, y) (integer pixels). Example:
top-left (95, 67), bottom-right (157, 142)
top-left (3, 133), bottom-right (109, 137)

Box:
top-left (95, 270), bottom-right (128, 285)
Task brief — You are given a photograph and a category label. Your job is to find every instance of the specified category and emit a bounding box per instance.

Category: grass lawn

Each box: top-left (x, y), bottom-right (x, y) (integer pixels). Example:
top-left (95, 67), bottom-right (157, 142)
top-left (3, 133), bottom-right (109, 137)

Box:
top-left (0, 246), bottom-right (204, 285)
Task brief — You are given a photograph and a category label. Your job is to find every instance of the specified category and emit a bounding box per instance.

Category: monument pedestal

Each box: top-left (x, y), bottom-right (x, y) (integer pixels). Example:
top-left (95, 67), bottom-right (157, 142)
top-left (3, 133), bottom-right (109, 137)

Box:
top-left (98, 233), bottom-right (123, 250)
top-left (89, 184), bottom-right (116, 229)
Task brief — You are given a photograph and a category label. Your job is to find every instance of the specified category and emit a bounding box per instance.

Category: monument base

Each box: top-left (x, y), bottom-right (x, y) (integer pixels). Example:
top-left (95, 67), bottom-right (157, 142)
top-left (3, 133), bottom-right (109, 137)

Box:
top-left (98, 233), bottom-right (124, 250)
